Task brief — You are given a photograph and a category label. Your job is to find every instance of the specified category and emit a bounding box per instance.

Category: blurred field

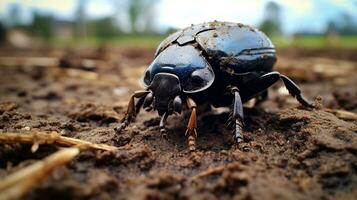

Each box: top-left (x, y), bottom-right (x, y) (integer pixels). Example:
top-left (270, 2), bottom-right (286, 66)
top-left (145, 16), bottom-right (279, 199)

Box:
top-left (272, 35), bottom-right (357, 48)
top-left (49, 35), bottom-right (357, 48)
top-left (52, 35), bottom-right (166, 48)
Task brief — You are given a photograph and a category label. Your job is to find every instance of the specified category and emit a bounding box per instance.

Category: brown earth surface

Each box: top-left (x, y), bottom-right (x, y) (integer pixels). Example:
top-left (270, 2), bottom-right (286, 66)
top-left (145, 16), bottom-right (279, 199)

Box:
top-left (0, 46), bottom-right (356, 200)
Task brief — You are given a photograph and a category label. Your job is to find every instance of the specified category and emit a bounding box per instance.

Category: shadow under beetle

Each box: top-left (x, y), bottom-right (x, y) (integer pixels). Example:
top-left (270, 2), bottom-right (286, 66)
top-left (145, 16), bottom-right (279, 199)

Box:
top-left (115, 21), bottom-right (314, 151)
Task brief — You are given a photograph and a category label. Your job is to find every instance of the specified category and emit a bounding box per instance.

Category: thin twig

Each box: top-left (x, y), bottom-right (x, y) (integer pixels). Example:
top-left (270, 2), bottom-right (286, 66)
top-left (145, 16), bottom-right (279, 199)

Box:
top-left (0, 148), bottom-right (79, 200)
top-left (0, 132), bottom-right (118, 152)
top-left (325, 108), bottom-right (357, 121)
top-left (191, 165), bottom-right (226, 181)
top-left (0, 56), bottom-right (58, 67)
top-left (191, 163), bottom-right (241, 181)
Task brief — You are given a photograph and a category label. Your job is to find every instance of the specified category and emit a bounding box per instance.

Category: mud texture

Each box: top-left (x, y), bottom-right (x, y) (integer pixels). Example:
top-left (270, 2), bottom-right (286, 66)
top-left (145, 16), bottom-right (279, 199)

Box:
top-left (0, 46), bottom-right (356, 200)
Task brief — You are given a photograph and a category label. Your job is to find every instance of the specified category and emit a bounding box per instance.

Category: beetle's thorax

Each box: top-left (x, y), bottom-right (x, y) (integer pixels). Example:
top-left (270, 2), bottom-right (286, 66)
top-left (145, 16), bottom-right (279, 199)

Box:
top-left (149, 73), bottom-right (182, 115)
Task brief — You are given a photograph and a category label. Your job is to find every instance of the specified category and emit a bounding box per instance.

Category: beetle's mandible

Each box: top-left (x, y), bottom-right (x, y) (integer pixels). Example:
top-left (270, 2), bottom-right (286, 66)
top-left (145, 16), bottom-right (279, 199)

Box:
top-left (115, 21), bottom-right (314, 151)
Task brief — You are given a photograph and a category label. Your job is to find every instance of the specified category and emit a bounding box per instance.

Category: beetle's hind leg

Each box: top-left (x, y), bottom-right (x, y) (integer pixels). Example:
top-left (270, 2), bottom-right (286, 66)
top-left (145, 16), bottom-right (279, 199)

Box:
top-left (114, 90), bottom-right (150, 133)
top-left (241, 72), bottom-right (314, 108)
top-left (227, 87), bottom-right (244, 144)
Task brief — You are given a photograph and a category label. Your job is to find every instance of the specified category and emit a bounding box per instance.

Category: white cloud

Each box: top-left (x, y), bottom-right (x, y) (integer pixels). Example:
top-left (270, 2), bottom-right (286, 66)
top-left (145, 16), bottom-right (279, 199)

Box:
top-left (330, 0), bottom-right (357, 15)
top-left (86, 0), bottom-right (115, 19)
top-left (158, 0), bottom-right (264, 29)
top-left (0, 0), bottom-right (75, 13)
top-left (276, 0), bottom-right (313, 14)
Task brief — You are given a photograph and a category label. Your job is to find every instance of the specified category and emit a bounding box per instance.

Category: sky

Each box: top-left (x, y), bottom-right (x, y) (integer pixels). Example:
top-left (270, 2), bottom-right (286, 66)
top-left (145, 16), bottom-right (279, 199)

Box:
top-left (0, 0), bottom-right (356, 34)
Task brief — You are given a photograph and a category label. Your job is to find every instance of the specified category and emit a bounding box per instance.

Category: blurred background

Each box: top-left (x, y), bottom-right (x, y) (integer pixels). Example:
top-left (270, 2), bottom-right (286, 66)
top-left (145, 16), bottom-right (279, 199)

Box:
top-left (0, 0), bottom-right (357, 48)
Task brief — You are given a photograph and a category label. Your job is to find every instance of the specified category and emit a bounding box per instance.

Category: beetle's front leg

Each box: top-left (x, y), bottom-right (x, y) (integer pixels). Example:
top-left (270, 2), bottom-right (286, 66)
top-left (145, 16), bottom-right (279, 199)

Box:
top-left (185, 98), bottom-right (198, 151)
top-left (114, 90), bottom-right (150, 133)
top-left (227, 87), bottom-right (244, 144)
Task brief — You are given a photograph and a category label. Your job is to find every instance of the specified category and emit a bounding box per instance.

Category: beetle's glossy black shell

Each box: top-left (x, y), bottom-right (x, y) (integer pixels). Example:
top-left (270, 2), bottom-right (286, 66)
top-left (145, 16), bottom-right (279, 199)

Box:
top-left (144, 21), bottom-right (277, 105)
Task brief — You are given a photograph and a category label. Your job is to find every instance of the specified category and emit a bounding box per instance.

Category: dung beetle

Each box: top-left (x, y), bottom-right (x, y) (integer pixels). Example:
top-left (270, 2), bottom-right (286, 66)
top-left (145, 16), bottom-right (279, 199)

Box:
top-left (115, 21), bottom-right (314, 151)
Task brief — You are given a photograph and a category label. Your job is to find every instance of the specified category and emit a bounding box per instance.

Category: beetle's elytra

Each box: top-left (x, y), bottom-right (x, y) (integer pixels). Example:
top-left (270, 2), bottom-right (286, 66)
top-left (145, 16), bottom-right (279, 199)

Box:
top-left (115, 21), bottom-right (314, 151)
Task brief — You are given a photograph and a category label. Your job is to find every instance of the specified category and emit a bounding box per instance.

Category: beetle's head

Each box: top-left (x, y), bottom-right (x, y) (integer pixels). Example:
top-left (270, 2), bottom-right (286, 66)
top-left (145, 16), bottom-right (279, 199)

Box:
top-left (147, 72), bottom-right (182, 116)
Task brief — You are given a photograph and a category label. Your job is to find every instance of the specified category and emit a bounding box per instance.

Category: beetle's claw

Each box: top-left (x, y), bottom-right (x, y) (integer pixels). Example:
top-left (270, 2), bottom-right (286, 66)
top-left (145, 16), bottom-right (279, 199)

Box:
top-left (234, 143), bottom-right (250, 152)
top-left (185, 128), bottom-right (197, 151)
top-left (114, 116), bottom-right (131, 134)
top-left (296, 94), bottom-right (315, 108)
top-left (114, 122), bottom-right (127, 133)
top-left (303, 100), bottom-right (315, 109)
top-left (160, 128), bottom-right (168, 140)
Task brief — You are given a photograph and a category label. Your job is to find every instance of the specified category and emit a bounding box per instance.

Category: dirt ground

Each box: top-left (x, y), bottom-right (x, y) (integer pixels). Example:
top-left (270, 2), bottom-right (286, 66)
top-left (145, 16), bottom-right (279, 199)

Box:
top-left (0, 46), bottom-right (356, 200)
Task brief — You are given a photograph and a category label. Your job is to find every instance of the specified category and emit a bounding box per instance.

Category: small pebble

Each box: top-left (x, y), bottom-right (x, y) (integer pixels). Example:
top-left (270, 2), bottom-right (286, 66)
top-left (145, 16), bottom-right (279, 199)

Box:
top-left (278, 86), bottom-right (289, 96)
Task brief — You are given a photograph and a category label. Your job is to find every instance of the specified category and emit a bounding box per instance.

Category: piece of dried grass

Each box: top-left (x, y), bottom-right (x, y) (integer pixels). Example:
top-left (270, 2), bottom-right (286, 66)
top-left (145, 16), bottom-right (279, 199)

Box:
top-left (0, 148), bottom-right (79, 200)
top-left (0, 131), bottom-right (118, 152)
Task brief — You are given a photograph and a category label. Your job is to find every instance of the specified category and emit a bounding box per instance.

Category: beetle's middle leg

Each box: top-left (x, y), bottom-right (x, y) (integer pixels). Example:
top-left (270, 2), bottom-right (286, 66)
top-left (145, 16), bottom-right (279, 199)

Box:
top-left (114, 90), bottom-right (150, 133)
top-left (227, 87), bottom-right (244, 144)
